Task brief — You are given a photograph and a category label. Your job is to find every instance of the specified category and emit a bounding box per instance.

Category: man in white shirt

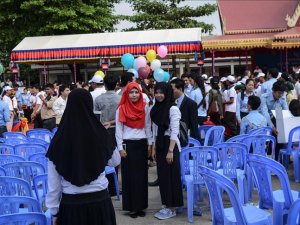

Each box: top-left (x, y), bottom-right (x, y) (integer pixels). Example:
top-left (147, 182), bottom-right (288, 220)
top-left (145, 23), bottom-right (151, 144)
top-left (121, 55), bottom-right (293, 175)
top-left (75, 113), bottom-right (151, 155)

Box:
top-left (293, 73), bottom-right (300, 100)
top-left (53, 85), bottom-right (70, 126)
top-left (31, 84), bottom-right (44, 128)
top-left (89, 75), bottom-right (106, 108)
top-left (2, 86), bottom-right (18, 131)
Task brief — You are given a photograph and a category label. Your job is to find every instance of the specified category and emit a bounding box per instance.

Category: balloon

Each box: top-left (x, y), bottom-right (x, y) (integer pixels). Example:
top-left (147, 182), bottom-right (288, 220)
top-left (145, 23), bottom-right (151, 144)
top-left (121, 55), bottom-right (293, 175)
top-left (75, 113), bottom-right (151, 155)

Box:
top-left (154, 68), bottom-right (165, 82)
top-left (138, 67), bottom-right (150, 79)
top-left (128, 68), bottom-right (138, 78)
top-left (135, 56), bottom-right (147, 69)
top-left (94, 70), bottom-right (105, 78)
top-left (121, 53), bottom-right (134, 69)
top-left (150, 59), bottom-right (161, 71)
top-left (163, 71), bottom-right (170, 82)
top-left (146, 49), bottom-right (156, 62)
top-left (157, 45), bottom-right (168, 58)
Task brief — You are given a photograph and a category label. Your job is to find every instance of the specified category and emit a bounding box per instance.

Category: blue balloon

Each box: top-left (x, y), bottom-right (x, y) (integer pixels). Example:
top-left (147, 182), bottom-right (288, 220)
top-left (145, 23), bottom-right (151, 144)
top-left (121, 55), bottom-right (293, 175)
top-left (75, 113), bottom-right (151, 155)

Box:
top-left (121, 53), bottom-right (134, 69)
top-left (154, 68), bottom-right (165, 82)
top-left (128, 68), bottom-right (138, 78)
top-left (163, 71), bottom-right (170, 82)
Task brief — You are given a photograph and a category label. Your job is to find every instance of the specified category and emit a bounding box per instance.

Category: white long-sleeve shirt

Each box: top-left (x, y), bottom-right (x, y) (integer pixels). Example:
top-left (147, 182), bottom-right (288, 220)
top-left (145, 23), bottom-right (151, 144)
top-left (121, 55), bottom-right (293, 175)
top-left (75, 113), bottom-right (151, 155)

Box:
top-left (115, 106), bottom-right (152, 151)
top-left (152, 106), bottom-right (181, 150)
top-left (53, 96), bottom-right (67, 124)
top-left (46, 148), bottom-right (120, 216)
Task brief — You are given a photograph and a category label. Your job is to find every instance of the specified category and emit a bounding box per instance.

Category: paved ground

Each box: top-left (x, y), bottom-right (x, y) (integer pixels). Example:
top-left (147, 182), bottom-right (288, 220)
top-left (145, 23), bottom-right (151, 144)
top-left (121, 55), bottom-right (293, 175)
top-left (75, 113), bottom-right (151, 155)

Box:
top-left (112, 165), bottom-right (300, 225)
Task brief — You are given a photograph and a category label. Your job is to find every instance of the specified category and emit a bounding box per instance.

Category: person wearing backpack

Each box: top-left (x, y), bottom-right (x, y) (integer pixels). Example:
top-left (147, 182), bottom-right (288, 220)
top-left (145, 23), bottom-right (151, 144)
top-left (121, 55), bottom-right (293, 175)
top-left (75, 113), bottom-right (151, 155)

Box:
top-left (208, 77), bottom-right (224, 125)
top-left (150, 82), bottom-right (183, 220)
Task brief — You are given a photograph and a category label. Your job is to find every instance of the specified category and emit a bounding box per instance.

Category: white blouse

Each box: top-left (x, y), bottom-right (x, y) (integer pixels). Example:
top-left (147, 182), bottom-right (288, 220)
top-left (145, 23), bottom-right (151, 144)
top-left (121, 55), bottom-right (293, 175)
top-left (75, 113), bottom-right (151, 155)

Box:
top-left (115, 106), bottom-right (152, 151)
top-left (46, 148), bottom-right (120, 216)
top-left (152, 106), bottom-right (181, 150)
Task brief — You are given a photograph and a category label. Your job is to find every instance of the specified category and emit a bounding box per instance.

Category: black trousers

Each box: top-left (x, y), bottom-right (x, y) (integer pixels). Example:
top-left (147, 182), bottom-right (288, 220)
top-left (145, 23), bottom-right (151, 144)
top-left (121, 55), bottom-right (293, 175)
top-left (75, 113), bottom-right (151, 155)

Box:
top-left (34, 114), bottom-right (43, 128)
top-left (223, 111), bottom-right (238, 137)
top-left (198, 116), bottom-right (208, 126)
top-left (42, 117), bottom-right (56, 131)
top-left (23, 107), bottom-right (32, 123)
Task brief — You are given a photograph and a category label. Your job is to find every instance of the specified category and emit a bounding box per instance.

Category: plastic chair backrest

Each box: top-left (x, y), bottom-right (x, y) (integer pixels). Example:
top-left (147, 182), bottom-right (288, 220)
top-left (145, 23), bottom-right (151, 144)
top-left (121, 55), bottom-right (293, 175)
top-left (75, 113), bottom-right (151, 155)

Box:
top-left (204, 126), bottom-right (225, 146)
top-left (33, 174), bottom-right (48, 209)
top-left (0, 212), bottom-right (47, 225)
top-left (180, 146), bottom-right (218, 185)
top-left (0, 176), bottom-right (32, 197)
top-left (3, 161), bottom-right (45, 185)
top-left (0, 138), bottom-right (5, 143)
top-left (198, 125), bottom-right (213, 145)
top-left (188, 137), bottom-right (201, 147)
top-left (287, 198), bottom-right (300, 225)
top-left (29, 153), bottom-right (48, 173)
top-left (0, 167), bottom-right (5, 176)
top-left (248, 127), bottom-right (273, 135)
top-left (247, 154), bottom-right (294, 210)
top-left (285, 126), bottom-right (300, 154)
top-left (243, 135), bottom-right (276, 158)
top-left (226, 134), bottom-right (249, 143)
top-left (0, 154), bottom-right (25, 166)
top-left (52, 127), bottom-right (58, 134)
top-left (26, 129), bottom-right (49, 135)
top-left (214, 142), bottom-right (248, 179)
top-left (26, 131), bottom-right (53, 143)
top-left (3, 132), bottom-right (27, 140)
top-left (27, 138), bottom-right (48, 146)
top-left (199, 165), bottom-right (248, 225)
top-left (0, 144), bottom-right (15, 155)
top-left (14, 144), bottom-right (46, 160)
top-left (0, 196), bottom-right (41, 215)
top-left (4, 138), bottom-right (28, 146)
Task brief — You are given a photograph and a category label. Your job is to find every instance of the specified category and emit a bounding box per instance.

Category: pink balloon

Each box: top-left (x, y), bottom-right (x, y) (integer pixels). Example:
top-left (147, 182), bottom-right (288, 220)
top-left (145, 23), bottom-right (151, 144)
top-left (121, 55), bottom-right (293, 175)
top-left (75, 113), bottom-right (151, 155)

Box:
top-left (138, 67), bottom-right (150, 79)
top-left (135, 56), bottom-right (147, 69)
top-left (157, 45), bottom-right (168, 58)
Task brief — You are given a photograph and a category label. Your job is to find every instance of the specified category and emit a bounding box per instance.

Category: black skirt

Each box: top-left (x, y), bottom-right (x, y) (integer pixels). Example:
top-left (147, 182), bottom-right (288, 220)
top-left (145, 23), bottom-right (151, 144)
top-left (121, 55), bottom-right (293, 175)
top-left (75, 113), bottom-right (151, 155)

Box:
top-left (121, 139), bottom-right (148, 212)
top-left (57, 190), bottom-right (116, 225)
top-left (156, 135), bottom-right (183, 207)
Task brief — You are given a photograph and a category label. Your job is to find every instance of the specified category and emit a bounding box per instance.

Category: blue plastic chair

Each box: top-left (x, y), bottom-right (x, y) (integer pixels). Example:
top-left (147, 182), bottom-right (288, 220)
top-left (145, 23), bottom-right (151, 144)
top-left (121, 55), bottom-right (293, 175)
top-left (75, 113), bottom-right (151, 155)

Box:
top-left (226, 134), bottom-right (249, 143)
top-left (180, 146), bottom-right (218, 222)
top-left (105, 166), bottom-right (120, 201)
top-left (26, 129), bottom-right (49, 135)
top-left (287, 198), bottom-right (300, 225)
top-left (188, 137), bottom-right (201, 147)
top-left (278, 126), bottom-right (300, 182)
top-left (0, 196), bottom-right (41, 215)
top-left (52, 127), bottom-right (58, 134)
top-left (0, 154), bottom-right (25, 166)
top-left (29, 153), bottom-right (48, 173)
top-left (214, 142), bottom-right (248, 204)
top-left (198, 125), bottom-right (213, 145)
top-left (0, 167), bottom-right (5, 176)
top-left (204, 125), bottom-right (225, 146)
top-left (0, 212), bottom-right (47, 225)
top-left (0, 176), bottom-right (32, 197)
top-left (247, 154), bottom-right (299, 225)
top-left (14, 144), bottom-right (46, 160)
top-left (248, 127), bottom-right (273, 135)
top-left (3, 161), bottom-right (45, 185)
top-left (4, 138), bottom-right (28, 146)
top-left (0, 138), bottom-right (5, 143)
top-left (3, 132), bottom-right (27, 140)
top-left (26, 131), bottom-right (53, 143)
top-left (27, 138), bottom-right (49, 146)
top-left (198, 165), bottom-right (273, 225)
top-left (33, 174), bottom-right (48, 208)
top-left (242, 135), bottom-right (276, 158)
top-left (0, 144), bottom-right (15, 154)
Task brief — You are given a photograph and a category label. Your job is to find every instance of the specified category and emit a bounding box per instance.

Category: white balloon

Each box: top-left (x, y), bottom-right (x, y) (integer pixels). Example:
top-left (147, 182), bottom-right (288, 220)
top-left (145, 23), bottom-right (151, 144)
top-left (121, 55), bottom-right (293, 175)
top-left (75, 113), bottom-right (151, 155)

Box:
top-left (150, 59), bottom-right (161, 71)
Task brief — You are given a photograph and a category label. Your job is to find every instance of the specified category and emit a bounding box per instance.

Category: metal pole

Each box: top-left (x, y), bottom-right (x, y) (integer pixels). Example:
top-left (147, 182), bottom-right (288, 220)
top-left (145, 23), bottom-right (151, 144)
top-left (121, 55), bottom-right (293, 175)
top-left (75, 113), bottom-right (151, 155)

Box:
top-left (73, 62), bottom-right (77, 83)
top-left (212, 50), bottom-right (215, 75)
top-left (43, 63), bottom-right (47, 85)
top-left (285, 48), bottom-right (288, 73)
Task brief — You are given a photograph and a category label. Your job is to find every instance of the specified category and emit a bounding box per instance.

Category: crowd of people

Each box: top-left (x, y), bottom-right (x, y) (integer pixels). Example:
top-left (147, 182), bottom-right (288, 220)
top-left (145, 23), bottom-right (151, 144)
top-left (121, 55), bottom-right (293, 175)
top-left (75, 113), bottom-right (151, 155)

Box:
top-left (0, 65), bottom-right (299, 224)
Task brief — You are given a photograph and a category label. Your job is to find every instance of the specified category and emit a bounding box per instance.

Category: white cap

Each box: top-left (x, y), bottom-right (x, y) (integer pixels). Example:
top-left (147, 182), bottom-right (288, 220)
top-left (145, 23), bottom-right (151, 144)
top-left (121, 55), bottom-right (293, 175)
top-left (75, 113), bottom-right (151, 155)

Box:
top-left (89, 75), bottom-right (104, 84)
top-left (206, 76), bottom-right (212, 84)
top-left (220, 77), bottom-right (227, 82)
top-left (201, 74), bottom-right (208, 80)
top-left (227, 75), bottom-right (235, 83)
top-left (257, 72), bottom-right (265, 78)
top-left (3, 86), bottom-right (13, 91)
top-left (277, 72), bottom-right (282, 79)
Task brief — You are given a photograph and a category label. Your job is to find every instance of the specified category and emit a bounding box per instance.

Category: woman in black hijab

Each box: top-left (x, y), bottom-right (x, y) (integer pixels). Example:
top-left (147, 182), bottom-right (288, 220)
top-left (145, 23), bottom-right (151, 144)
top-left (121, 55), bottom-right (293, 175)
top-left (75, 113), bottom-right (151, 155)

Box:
top-left (46, 88), bottom-right (119, 225)
top-left (150, 82), bottom-right (183, 220)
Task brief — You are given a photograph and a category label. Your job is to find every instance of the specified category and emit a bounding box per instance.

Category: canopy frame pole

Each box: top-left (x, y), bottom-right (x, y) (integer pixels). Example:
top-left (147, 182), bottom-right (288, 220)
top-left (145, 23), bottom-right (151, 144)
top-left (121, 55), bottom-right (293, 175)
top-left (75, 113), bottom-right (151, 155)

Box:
top-left (43, 63), bottom-right (47, 85)
top-left (212, 50), bottom-right (215, 75)
top-left (73, 62), bottom-right (77, 83)
top-left (285, 48), bottom-right (288, 73)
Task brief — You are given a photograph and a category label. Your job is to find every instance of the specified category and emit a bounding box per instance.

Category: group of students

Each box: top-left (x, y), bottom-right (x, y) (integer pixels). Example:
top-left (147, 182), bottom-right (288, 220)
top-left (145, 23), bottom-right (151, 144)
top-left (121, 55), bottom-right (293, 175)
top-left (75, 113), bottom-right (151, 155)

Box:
top-left (16, 65), bottom-right (297, 225)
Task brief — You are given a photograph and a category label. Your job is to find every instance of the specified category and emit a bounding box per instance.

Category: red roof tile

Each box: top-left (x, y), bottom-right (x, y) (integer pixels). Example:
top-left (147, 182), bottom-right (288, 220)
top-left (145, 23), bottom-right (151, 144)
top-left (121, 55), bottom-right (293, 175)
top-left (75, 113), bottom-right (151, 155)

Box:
top-left (218, 0), bottom-right (299, 34)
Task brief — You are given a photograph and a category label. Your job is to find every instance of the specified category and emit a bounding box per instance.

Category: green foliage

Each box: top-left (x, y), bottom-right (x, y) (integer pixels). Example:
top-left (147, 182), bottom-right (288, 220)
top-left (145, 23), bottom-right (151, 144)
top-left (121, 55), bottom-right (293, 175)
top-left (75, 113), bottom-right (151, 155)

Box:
top-left (124, 0), bottom-right (216, 33)
top-left (0, 0), bottom-right (121, 62)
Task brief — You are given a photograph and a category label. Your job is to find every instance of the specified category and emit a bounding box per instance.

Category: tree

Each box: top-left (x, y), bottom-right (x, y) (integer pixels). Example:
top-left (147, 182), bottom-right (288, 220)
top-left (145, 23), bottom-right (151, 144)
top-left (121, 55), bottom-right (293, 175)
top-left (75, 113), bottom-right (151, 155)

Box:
top-left (125, 0), bottom-right (217, 33)
top-left (0, 0), bottom-right (121, 61)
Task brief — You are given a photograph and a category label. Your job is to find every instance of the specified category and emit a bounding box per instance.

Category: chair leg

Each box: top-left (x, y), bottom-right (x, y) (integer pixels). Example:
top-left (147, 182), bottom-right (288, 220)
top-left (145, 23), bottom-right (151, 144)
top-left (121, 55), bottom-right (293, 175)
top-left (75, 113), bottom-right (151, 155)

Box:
top-left (186, 182), bottom-right (194, 223)
top-left (237, 176), bottom-right (246, 205)
top-left (292, 151), bottom-right (300, 182)
top-left (113, 172), bottom-right (120, 200)
top-left (273, 200), bottom-right (284, 225)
